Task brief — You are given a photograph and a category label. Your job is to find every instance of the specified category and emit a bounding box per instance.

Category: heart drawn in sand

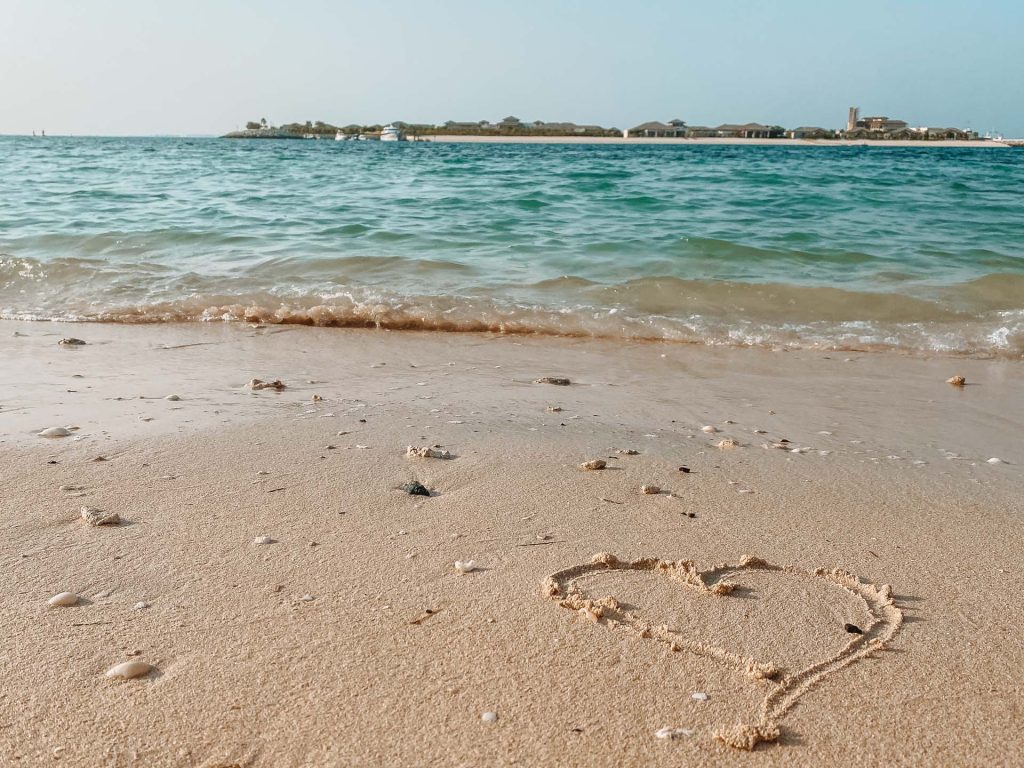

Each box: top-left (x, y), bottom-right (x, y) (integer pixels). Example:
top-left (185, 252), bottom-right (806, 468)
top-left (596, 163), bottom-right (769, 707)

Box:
top-left (542, 553), bottom-right (903, 750)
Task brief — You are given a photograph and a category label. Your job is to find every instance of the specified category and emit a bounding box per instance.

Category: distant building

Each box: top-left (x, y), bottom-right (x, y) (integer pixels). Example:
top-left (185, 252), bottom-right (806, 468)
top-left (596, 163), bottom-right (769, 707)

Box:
top-left (713, 123), bottom-right (785, 139)
top-left (847, 107), bottom-right (860, 133)
top-left (625, 120), bottom-right (688, 138)
top-left (788, 126), bottom-right (834, 140)
top-left (856, 116), bottom-right (909, 132)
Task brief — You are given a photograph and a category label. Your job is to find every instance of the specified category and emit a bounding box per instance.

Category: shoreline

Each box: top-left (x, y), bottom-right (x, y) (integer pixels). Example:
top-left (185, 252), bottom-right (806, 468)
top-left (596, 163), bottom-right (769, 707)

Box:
top-left (420, 135), bottom-right (1012, 148)
top-left (2, 319), bottom-right (1022, 765)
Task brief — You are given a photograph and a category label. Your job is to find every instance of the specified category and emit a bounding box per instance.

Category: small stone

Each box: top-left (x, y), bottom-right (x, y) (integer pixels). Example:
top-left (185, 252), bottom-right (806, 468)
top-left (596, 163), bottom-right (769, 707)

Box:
top-left (105, 661), bottom-right (153, 680)
top-left (58, 338), bottom-right (87, 346)
top-left (312, 394), bottom-right (323, 402)
top-left (616, 449), bottom-right (640, 455)
top-left (716, 438), bottom-right (740, 449)
top-left (987, 457), bottom-right (1005, 465)
top-left (947, 375), bottom-right (966, 387)
top-left (701, 425), bottom-right (718, 434)
top-left (38, 426), bottom-right (72, 438)
top-left (81, 507), bottom-right (120, 526)
top-left (481, 711), bottom-right (498, 723)
top-left (299, 594), bottom-right (315, 602)
top-left (132, 601), bottom-right (150, 610)
top-left (535, 377), bottom-right (571, 386)
top-left (678, 466), bottom-right (691, 473)
top-left (844, 623), bottom-right (864, 635)
top-left (402, 482), bottom-right (431, 497)
top-left (640, 485), bottom-right (661, 495)
top-left (252, 535), bottom-right (273, 545)
top-left (546, 406), bottom-right (563, 412)
top-left (691, 692), bottom-right (709, 701)
top-left (406, 445), bottom-right (454, 459)
top-left (164, 394), bottom-right (181, 401)
top-left (580, 459), bottom-right (607, 471)
top-left (454, 560), bottom-right (477, 573)
top-left (48, 592), bottom-right (79, 607)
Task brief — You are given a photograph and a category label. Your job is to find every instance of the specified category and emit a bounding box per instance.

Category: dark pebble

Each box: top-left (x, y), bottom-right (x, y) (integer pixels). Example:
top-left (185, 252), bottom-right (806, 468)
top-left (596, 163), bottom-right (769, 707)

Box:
top-left (535, 377), bottom-right (571, 386)
top-left (402, 482), bottom-right (431, 497)
top-left (678, 466), bottom-right (691, 473)
top-left (844, 623), bottom-right (864, 635)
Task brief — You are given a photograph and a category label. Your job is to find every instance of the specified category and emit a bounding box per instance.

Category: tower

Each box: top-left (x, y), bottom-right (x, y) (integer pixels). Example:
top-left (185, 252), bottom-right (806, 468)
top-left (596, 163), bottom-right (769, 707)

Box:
top-left (847, 107), bottom-right (860, 132)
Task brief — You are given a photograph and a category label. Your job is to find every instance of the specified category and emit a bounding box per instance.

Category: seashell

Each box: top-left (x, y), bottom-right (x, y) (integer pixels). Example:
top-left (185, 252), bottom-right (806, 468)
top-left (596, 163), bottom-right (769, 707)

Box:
top-left (105, 661), bottom-right (153, 680)
top-left (691, 692), bottom-right (709, 701)
top-left (616, 449), bottom-right (639, 455)
top-left (987, 457), bottom-right (1005, 464)
top-left (716, 438), bottom-right (739, 449)
top-left (738, 489), bottom-right (755, 494)
top-left (454, 560), bottom-right (477, 573)
top-left (946, 375), bottom-right (966, 386)
top-left (299, 594), bottom-right (315, 602)
top-left (252, 535), bottom-right (273, 545)
top-left (38, 427), bottom-right (71, 438)
top-left (133, 601), bottom-right (150, 610)
top-left (311, 394), bottom-right (323, 402)
top-left (640, 485), bottom-right (661, 495)
top-left (81, 507), bottom-right (120, 526)
top-left (48, 592), bottom-right (79, 607)
top-left (481, 711), bottom-right (498, 723)
top-left (164, 394), bottom-right (181, 401)
top-left (580, 459), bottom-right (606, 471)
top-left (534, 377), bottom-right (571, 386)
top-left (701, 425), bottom-right (718, 434)
top-left (58, 338), bottom-right (87, 346)
top-left (406, 445), bottom-right (454, 459)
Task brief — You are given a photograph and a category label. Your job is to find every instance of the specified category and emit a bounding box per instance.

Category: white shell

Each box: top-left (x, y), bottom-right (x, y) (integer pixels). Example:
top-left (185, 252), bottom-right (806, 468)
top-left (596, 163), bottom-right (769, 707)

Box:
top-left (105, 661), bottom-right (153, 679)
top-left (481, 711), bottom-right (498, 723)
top-left (165, 394), bottom-right (181, 401)
top-left (252, 535), bottom-right (273, 545)
top-left (987, 457), bottom-right (1004, 464)
top-left (48, 592), bottom-right (79, 607)
top-left (701, 425), bottom-right (718, 434)
top-left (655, 727), bottom-right (694, 739)
top-left (454, 560), bottom-right (477, 573)
top-left (38, 426), bottom-right (71, 438)
top-left (132, 601), bottom-right (150, 610)
top-left (691, 692), bottom-right (709, 701)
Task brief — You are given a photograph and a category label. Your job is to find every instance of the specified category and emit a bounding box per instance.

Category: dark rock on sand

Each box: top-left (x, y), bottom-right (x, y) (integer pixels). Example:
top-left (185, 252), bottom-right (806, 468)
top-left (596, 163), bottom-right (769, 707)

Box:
top-left (402, 482), bottom-right (431, 497)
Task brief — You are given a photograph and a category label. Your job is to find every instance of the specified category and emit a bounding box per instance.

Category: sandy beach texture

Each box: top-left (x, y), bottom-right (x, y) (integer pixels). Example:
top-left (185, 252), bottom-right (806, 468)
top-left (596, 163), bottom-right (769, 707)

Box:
top-left (2, 320), bottom-right (1022, 766)
top-left (422, 135), bottom-right (1012, 148)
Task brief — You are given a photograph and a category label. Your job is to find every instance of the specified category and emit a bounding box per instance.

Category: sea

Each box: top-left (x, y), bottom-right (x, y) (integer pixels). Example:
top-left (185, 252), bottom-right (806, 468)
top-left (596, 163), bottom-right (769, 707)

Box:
top-left (2, 136), bottom-right (1023, 356)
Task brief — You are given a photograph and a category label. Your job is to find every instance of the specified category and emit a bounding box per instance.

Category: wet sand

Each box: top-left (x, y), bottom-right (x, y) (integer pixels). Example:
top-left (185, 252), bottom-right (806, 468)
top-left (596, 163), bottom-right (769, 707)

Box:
top-left (1, 320), bottom-right (1022, 766)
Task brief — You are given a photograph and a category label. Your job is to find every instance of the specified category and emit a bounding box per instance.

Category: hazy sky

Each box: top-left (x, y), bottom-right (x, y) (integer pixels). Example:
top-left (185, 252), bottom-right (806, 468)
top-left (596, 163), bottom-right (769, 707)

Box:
top-left (2, 0), bottom-right (1022, 136)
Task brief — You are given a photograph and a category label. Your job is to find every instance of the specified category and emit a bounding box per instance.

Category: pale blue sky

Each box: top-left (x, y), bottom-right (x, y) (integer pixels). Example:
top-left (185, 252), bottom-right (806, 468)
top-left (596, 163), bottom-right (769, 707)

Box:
top-left (1, 0), bottom-right (1021, 136)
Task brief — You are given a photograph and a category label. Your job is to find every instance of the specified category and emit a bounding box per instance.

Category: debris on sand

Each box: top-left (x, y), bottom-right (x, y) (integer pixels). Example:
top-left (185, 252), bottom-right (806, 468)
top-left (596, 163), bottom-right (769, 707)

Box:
top-left (691, 692), bottom-right (709, 702)
top-left (38, 427), bottom-right (72, 438)
top-left (481, 711), bottom-right (498, 723)
top-left (247, 378), bottom-right (286, 391)
top-left (947, 375), bottom-right (966, 387)
top-left (105, 661), bottom-right (153, 680)
top-left (678, 466), bottom-right (691, 473)
top-left (402, 482), bottom-right (431, 497)
top-left (580, 459), bottom-right (607, 471)
top-left (252, 535), bottom-right (273, 545)
top-left (716, 438), bottom-right (740, 449)
top-left (454, 560), bottom-right (477, 573)
top-left (987, 457), bottom-right (1005, 465)
top-left (410, 608), bottom-right (441, 625)
top-left (701, 425), bottom-right (719, 434)
top-left (164, 394), bottom-right (181, 401)
top-left (546, 405), bottom-right (563, 412)
top-left (640, 485), bottom-right (661, 495)
top-left (616, 449), bottom-right (640, 456)
top-left (48, 592), bottom-right (79, 607)
top-left (406, 445), bottom-right (454, 460)
top-left (535, 377), bottom-right (571, 386)
top-left (713, 723), bottom-right (779, 751)
top-left (844, 623), bottom-right (864, 634)
top-left (81, 507), bottom-right (120, 526)
top-left (58, 338), bottom-right (87, 346)
top-left (655, 727), bottom-right (694, 740)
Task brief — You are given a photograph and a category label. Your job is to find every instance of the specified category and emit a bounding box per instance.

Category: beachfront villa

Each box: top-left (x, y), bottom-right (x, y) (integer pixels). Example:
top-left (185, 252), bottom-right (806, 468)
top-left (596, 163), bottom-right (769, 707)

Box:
top-left (623, 120), bottom-right (688, 138)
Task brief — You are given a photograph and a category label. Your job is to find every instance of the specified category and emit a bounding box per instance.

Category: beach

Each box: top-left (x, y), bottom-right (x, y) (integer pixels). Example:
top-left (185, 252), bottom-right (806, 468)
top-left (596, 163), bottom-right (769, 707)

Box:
top-left (3, 319), bottom-right (1022, 766)
top-left (422, 135), bottom-right (1013, 148)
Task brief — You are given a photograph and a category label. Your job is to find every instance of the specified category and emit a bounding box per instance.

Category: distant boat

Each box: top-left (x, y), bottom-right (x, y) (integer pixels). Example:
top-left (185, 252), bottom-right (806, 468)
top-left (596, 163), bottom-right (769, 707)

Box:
top-left (379, 124), bottom-right (405, 142)
top-left (335, 130), bottom-right (346, 141)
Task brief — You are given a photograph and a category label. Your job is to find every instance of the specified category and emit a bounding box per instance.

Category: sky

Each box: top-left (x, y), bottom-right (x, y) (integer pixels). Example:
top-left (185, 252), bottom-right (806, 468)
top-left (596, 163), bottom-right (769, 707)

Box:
top-left (1, 0), bottom-right (1022, 136)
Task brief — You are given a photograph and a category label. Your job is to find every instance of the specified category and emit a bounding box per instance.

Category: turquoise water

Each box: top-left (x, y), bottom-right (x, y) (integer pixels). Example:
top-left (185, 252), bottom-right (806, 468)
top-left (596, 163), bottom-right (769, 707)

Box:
top-left (1, 136), bottom-right (1023, 355)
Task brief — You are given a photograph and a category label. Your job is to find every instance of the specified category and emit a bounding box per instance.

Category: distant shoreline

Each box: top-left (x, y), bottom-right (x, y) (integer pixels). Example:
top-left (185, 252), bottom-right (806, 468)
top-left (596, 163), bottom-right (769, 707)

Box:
top-left (421, 135), bottom-right (1013, 148)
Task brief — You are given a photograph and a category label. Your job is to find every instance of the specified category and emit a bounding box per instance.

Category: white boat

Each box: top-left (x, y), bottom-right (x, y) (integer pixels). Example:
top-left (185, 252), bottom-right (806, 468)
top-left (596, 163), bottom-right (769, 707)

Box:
top-left (335, 130), bottom-right (347, 141)
top-left (379, 124), bottom-right (405, 142)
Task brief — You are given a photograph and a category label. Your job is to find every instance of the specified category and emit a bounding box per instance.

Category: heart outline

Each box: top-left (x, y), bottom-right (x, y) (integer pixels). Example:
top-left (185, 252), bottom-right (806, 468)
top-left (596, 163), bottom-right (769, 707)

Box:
top-left (542, 552), bottom-right (903, 750)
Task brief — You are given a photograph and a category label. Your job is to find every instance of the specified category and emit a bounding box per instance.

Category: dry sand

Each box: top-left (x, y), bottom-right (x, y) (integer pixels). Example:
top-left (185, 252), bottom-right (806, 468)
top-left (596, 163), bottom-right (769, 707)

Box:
top-left (1, 320), bottom-right (1022, 766)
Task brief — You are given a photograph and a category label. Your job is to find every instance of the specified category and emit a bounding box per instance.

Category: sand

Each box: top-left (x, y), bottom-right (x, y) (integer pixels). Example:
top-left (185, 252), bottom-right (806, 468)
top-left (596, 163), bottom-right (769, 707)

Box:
top-left (422, 135), bottom-right (1012, 148)
top-left (1, 319), bottom-right (1022, 766)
